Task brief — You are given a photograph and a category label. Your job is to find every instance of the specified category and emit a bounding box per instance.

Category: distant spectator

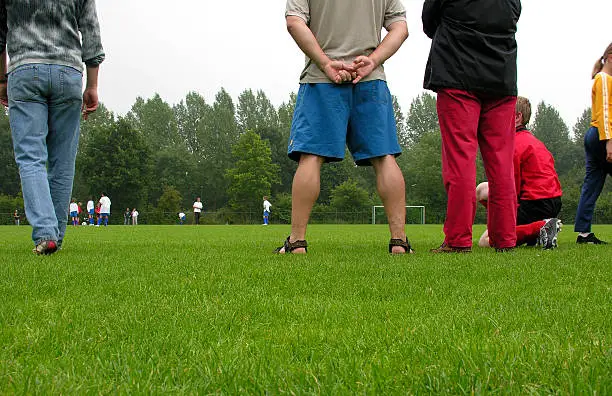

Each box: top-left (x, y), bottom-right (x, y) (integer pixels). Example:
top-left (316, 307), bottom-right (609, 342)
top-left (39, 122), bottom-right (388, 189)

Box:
top-left (131, 208), bottom-right (139, 225)
top-left (178, 211), bottom-right (186, 225)
top-left (124, 208), bottom-right (131, 225)
top-left (193, 197), bottom-right (203, 225)
top-left (13, 209), bottom-right (19, 226)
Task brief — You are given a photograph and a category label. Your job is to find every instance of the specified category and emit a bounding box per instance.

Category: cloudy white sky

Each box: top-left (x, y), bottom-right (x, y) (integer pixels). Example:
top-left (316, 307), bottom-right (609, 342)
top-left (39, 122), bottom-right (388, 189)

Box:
top-left (96, 0), bottom-right (611, 131)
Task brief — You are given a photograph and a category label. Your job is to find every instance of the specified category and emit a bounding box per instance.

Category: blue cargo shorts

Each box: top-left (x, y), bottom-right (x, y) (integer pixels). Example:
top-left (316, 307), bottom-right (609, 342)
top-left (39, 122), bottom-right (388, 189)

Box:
top-left (288, 80), bottom-right (401, 166)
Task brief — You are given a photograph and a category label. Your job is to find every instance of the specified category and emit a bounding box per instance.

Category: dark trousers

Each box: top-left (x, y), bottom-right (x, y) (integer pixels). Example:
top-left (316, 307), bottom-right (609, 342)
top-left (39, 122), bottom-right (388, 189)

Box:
top-left (575, 127), bottom-right (612, 232)
top-left (194, 212), bottom-right (200, 225)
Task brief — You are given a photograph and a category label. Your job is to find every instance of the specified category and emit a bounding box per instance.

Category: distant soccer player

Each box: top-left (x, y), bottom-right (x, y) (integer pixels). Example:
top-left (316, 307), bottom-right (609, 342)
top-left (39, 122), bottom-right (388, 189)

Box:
top-left (86, 197), bottom-right (95, 225)
top-left (263, 196), bottom-right (271, 225)
top-left (277, 0), bottom-right (412, 254)
top-left (192, 197), bottom-right (203, 225)
top-left (178, 211), bottom-right (186, 225)
top-left (574, 43), bottom-right (612, 245)
top-left (97, 193), bottom-right (111, 226)
top-left (69, 198), bottom-right (79, 226)
top-left (476, 97), bottom-right (562, 249)
top-left (0, 0), bottom-right (104, 254)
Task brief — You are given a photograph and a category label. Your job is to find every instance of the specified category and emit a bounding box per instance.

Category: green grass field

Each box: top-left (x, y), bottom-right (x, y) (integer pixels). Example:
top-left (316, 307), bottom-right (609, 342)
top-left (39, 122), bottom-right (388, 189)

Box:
top-left (1, 224), bottom-right (611, 394)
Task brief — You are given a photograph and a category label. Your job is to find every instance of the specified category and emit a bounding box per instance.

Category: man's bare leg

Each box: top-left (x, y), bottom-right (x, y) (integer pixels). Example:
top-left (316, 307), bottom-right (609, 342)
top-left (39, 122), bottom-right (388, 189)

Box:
top-left (371, 155), bottom-right (409, 254)
top-left (279, 154), bottom-right (324, 254)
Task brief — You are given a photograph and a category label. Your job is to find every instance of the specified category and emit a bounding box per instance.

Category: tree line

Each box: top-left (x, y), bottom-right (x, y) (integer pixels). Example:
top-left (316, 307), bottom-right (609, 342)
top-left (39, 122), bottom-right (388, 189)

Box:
top-left (0, 89), bottom-right (610, 225)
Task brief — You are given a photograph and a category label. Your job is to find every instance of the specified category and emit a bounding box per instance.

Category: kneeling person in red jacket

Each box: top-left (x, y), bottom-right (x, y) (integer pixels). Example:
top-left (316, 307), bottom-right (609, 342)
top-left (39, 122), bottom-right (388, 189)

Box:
top-left (477, 97), bottom-right (563, 249)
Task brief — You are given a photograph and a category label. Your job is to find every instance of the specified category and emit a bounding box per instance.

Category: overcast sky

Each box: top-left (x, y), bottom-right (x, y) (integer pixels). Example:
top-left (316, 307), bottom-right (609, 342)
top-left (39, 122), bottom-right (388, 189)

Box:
top-left (95, 0), bottom-right (611, 131)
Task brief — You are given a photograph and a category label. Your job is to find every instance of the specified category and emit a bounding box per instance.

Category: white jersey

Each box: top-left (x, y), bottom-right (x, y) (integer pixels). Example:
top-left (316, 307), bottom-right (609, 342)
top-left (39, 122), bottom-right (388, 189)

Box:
top-left (69, 203), bottom-right (78, 212)
top-left (99, 196), bottom-right (111, 214)
top-left (263, 200), bottom-right (271, 212)
top-left (193, 201), bottom-right (203, 213)
top-left (179, 212), bottom-right (186, 218)
top-left (86, 200), bottom-right (94, 211)
top-left (132, 210), bottom-right (139, 218)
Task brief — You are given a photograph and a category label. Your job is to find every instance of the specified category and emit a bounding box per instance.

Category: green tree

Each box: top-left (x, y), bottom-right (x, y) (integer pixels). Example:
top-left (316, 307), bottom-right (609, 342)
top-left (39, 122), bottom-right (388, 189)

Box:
top-left (174, 91), bottom-right (211, 156)
top-left (0, 108), bottom-right (20, 196)
top-left (392, 95), bottom-right (408, 146)
top-left (405, 92), bottom-right (439, 147)
top-left (329, 179), bottom-right (372, 223)
top-left (256, 90), bottom-right (279, 130)
top-left (238, 89), bottom-right (279, 133)
top-left (400, 132), bottom-right (447, 223)
top-left (237, 89), bottom-right (258, 133)
top-left (128, 94), bottom-right (180, 151)
top-left (274, 93), bottom-right (298, 195)
top-left (278, 92), bottom-right (296, 132)
top-left (532, 102), bottom-right (573, 175)
top-left (78, 117), bottom-right (152, 221)
top-left (149, 146), bottom-right (198, 207)
top-left (225, 131), bottom-right (280, 222)
top-left (572, 107), bottom-right (592, 145)
top-left (74, 103), bottom-right (115, 199)
top-left (157, 185), bottom-right (183, 213)
top-left (201, 88), bottom-right (239, 209)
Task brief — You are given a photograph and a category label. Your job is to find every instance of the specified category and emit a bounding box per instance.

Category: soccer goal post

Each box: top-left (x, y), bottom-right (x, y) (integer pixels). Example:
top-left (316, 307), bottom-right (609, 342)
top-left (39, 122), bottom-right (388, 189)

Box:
top-left (372, 205), bottom-right (426, 225)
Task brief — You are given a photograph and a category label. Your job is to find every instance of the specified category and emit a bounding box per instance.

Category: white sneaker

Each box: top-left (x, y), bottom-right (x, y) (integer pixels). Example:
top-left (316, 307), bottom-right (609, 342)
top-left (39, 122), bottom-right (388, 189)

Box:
top-left (538, 218), bottom-right (562, 250)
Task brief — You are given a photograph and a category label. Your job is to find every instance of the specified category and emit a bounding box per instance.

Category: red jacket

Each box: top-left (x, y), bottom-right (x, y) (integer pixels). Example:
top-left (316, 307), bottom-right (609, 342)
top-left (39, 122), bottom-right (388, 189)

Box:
top-left (514, 127), bottom-right (562, 201)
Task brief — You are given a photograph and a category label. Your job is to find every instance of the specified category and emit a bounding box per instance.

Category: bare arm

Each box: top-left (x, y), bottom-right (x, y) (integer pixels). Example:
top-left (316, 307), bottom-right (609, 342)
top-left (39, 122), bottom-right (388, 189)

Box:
top-left (82, 65), bottom-right (99, 119)
top-left (352, 20), bottom-right (408, 84)
top-left (286, 16), bottom-right (353, 84)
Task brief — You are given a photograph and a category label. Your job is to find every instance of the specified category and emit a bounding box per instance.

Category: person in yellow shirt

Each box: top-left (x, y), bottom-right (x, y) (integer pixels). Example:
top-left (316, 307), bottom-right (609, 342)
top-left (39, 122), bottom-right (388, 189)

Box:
top-left (574, 43), bottom-right (612, 244)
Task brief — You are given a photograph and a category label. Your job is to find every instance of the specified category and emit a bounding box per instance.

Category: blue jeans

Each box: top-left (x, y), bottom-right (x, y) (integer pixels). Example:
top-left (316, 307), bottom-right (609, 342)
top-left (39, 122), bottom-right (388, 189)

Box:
top-left (9, 64), bottom-right (83, 246)
top-left (574, 127), bottom-right (612, 232)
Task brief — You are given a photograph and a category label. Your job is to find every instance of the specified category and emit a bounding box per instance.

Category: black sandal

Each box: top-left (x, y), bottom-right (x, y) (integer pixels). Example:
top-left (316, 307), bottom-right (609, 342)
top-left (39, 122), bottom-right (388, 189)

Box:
top-left (274, 236), bottom-right (308, 254)
top-left (389, 238), bottom-right (414, 254)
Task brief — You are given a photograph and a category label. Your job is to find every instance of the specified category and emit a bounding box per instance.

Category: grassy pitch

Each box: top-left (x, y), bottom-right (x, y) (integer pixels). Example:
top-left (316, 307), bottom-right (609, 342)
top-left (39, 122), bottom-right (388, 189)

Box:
top-left (0, 224), bottom-right (611, 393)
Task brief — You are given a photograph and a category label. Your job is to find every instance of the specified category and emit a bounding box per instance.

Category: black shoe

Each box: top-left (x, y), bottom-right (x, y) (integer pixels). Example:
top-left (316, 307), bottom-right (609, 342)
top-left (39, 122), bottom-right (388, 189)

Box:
top-left (576, 233), bottom-right (608, 245)
top-left (537, 218), bottom-right (562, 250)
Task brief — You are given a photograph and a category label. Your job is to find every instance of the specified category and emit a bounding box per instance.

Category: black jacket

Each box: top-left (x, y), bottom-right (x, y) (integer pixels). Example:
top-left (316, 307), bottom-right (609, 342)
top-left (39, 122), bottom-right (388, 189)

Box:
top-left (422, 0), bottom-right (521, 96)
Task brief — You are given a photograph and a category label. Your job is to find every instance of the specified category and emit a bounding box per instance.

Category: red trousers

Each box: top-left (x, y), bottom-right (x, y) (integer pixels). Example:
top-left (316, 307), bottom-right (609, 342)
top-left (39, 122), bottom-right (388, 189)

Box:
top-left (437, 89), bottom-right (517, 249)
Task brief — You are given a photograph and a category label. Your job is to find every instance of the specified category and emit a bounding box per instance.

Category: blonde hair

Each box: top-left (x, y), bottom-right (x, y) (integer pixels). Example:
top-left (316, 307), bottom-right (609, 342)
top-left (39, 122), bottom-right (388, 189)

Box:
top-left (515, 96), bottom-right (531, 126)
top-left (592, 42), bottom-right (612, 79)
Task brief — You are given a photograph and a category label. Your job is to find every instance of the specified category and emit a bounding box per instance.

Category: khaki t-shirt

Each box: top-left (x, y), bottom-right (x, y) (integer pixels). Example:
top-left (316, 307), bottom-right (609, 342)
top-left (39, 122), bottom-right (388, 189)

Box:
top-left (285, 0), bottom-right (406, 83)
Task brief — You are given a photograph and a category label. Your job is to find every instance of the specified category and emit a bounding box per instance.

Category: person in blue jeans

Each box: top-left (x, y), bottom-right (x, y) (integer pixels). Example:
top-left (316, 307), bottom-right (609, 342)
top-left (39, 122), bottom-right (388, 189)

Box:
top-left (0, 0), bottom-right (105, 255)
top-left (574, 43), bottom-right (612, 245)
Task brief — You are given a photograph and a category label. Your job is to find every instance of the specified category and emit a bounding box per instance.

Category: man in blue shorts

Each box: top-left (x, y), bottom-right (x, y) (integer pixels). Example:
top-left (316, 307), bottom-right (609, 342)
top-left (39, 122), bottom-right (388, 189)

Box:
top-left (276, 0), bottom-right (412, 254)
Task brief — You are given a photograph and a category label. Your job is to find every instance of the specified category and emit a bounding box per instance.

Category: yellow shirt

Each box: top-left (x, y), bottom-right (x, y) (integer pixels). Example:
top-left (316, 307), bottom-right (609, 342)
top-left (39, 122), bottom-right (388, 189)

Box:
top-left (591, 72), bottom-right (612, 140)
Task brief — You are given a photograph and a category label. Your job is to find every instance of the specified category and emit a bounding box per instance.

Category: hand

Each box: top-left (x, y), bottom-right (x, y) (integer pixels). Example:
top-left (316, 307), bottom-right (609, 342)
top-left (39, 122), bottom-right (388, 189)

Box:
top-left (607, 139), bottom-right (612, 163)
top-left (352, 56), bottom-right (379, 84)
top-left (322, 60), bottom-right (355, 84)
top-left (82, 87), bottom-right (99, 120)
top-left (0, 81), bottom-right (7, 107)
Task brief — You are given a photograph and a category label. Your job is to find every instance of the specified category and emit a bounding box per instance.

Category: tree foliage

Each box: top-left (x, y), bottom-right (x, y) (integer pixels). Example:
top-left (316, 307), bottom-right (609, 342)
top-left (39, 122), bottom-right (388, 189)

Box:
top-left (225, 130), bottom-right (280, 216)
top-left (1, 87), bottom-right (609, 224)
